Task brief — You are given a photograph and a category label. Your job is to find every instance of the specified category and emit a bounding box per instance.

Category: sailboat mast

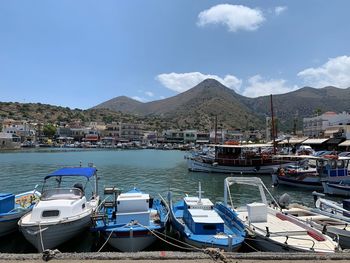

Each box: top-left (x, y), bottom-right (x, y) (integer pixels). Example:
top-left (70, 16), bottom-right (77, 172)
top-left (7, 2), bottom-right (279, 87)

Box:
top-left (270, 94), bottom-right (276, 155)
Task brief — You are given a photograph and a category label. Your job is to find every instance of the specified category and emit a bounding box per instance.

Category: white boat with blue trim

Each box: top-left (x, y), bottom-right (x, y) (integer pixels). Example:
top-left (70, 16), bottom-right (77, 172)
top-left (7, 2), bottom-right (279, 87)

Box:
top-left (92, 187), bottom-right (168, 252)
top-left (19, 166), bottom-right (99, 252)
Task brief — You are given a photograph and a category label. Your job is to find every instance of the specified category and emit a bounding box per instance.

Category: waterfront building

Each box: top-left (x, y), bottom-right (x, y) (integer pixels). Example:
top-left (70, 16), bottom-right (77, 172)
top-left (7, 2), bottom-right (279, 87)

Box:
top-left (163, 130), bottom-right (184, 143)
top-left (196, 132), bottom-right (210, 144)
top-left (2, 119), bottom-right (36, 142)
top-left (303, 111), bottom-right (350, 138)
top-left (0, 132), bottom-right (21, 149)
top-left (183, 130), bottom-right (197, 144)
top-left (120, 123), bottom-right (143, 142)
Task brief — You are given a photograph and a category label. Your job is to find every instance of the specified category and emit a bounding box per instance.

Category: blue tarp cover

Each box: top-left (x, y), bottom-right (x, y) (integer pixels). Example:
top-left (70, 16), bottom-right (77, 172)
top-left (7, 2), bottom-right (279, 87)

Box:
top-left (45, 167), bottom-right (96, 180)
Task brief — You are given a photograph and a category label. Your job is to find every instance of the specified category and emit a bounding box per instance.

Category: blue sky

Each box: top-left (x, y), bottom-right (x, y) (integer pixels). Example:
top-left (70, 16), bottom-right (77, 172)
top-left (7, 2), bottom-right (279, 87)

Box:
top-left (1, 1), bottom-right (350, 109)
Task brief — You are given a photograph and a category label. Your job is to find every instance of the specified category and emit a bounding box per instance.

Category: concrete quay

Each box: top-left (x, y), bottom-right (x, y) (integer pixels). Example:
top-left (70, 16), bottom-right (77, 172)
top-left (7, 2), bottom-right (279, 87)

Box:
top-left (2, 251), bottom-right (350, 262)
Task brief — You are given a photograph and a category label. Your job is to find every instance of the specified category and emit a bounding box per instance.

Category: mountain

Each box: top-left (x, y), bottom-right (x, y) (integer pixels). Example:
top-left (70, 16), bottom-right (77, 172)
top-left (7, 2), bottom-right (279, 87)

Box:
top-left (93, 79), bottom-right (350, 131)
top-left (93, 96), bottom-right (143, 114)
top-left (94, 79), bottom-right (264, 130)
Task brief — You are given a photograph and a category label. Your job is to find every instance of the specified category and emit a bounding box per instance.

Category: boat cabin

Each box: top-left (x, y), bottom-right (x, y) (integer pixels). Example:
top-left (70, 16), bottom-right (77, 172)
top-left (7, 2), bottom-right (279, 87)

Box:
top-left (183, 196), bottom-right (224, 235)
top-left (317, 157), bottom-right (350, 178)
top-left (116, 192), bottom-right (151, 226)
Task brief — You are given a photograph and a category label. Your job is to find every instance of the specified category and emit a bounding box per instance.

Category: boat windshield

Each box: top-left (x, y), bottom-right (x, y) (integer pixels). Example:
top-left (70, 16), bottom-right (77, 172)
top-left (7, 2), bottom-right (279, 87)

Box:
top-left (41, 188), bottom-right (83, 201)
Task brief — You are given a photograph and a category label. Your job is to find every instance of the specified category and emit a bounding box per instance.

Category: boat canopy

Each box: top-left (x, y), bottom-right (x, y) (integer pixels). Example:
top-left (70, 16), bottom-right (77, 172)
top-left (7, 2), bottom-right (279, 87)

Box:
top-left (45, 167), bottom-right (97, 180)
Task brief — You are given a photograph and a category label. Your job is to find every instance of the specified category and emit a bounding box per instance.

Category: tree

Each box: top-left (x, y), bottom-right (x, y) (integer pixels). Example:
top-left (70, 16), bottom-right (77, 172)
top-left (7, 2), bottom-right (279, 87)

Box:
top-left (43, 124), bottom-right (57, 138)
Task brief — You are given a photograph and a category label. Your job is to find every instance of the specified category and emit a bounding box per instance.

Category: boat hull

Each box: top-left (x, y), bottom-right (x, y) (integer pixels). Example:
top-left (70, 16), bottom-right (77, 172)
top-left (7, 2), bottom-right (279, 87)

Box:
top-left (272, 174), bottom-right (323, 190)
top-left (187, 158), bottom-right (290, 174)
top-left (105, 231), bottom-right (158, 252)
top-left (322, 182), bottom-right (350, 197)
top-left (0, 216), bottom-right (21, 237)
top-left (20, 214), bottom-right (91, 252)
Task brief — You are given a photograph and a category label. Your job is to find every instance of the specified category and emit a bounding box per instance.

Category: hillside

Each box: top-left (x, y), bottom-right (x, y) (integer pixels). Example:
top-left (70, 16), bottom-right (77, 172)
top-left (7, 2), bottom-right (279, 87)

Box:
top-left (94, 79), bottom-right (264, 130)
top-left (0, 102), bottom-right (170, 131)
top-left (93, 79), bottom-right (350, 131)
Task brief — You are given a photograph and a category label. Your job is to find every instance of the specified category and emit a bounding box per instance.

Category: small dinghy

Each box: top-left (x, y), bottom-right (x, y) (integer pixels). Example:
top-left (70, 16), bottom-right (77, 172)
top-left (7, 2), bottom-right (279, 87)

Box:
top-left (224, 177), bottom-right (339, 253)
top-left (19, 166), bottom-right (99, 252)
top-left (0, 189), bottom-right (40, 237)
top-left (92, 187), bottom-right (168, 252)
top-left (168, 183), bottom-right (245, 251)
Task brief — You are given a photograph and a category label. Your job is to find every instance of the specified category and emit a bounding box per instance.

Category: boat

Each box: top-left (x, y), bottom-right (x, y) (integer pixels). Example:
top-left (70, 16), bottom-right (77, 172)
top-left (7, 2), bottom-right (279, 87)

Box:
top-left (92, 187), bottom-right (168, 252)
top-left (312, 192), bottom-right (350, 222)
top-left (19, 165), bottom-right (100, 252)
top-left (0, 189), bottom-right (40, 237)
top-left (168, 183), bottom-right (246, 251)
top-left (283, 202), bottom-right (350, 249)
top-left (186, 144), bottom-right (294, 174)
top-left (272, 156), bottom-right (322, 190)
top-left (223, 177), bottom-right (339, 252)
top-left (272, 155), bottom-right (350, 192)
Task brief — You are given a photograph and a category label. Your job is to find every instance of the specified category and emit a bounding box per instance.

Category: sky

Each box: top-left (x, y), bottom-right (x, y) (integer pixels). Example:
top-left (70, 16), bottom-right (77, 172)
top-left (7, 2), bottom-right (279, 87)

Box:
top-left (1, 1), bottom-right (350, 109)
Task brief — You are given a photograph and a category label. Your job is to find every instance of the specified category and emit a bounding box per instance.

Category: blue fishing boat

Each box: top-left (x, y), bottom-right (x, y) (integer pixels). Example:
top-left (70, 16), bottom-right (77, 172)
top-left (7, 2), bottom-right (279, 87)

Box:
top-left (92, 187), bottom-right (168, 252)
top-left (0, 189), bottom-right (40, 237)
top-left (168, 183), bottom-right (245, 251)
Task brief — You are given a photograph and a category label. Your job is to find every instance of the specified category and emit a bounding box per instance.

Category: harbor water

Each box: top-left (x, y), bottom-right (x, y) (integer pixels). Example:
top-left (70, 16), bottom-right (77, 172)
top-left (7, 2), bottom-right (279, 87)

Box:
top-left (0, 148), bottom-right (328, 253)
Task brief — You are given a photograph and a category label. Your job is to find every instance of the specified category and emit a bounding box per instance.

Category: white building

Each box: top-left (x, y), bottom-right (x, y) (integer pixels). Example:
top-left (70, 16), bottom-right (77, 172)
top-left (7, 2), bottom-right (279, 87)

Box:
top-left (303, 111), bottom-right (350, 138)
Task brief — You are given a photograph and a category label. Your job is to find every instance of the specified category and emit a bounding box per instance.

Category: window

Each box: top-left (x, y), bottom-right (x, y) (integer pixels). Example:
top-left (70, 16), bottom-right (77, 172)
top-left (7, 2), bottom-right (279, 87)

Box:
top-left (203, 224), bottom-right (216, 230)
top-left (42, 210), bottom-right (60, 217)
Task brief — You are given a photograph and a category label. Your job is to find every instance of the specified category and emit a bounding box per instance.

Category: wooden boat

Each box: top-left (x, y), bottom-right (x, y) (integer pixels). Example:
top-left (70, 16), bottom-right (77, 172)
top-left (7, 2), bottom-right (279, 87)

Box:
top-left (283, 203), bottom-right (350, 249)
top-left (92, 187), bottom-right (168, 252)
top-left (272, 156), bottom-right (350, 193)
top-left (19, 166), bottom-right (100, 252)
top-left (187, 144), bottom-right (294, 174)
top-left (0, 190), bottom-right (40, 237)
top-left (169, 183), bottom-right (245, 251)
top-left (223, 177), bottom-right (339, 252)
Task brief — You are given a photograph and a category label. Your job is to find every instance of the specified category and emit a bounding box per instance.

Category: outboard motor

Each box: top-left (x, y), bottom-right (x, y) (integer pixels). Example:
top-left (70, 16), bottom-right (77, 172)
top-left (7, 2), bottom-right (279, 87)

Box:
top-left (278, 193), bottom-right (291, 209)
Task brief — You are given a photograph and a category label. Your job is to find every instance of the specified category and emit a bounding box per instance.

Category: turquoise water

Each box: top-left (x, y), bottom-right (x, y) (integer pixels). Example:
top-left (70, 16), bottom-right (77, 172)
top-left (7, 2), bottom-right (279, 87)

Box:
top-left (0, 148), bottom-right (322, 252)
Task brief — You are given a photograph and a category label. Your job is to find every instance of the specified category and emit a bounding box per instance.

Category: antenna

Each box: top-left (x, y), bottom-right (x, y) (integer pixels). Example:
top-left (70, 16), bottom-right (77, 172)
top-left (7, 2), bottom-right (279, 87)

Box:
top-left (197, 182), bottom-right (204, 204)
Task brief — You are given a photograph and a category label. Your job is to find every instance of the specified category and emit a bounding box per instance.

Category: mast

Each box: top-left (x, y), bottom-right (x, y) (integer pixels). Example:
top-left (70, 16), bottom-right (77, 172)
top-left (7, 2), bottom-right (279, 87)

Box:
top-left (214, 115), bottom-right (218, 144)
top-left (270, 94), bottom-right (276, 155)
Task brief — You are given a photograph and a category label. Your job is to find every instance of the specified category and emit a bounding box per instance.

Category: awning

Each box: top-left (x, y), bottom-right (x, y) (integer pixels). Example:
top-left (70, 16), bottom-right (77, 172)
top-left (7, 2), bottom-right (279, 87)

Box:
top-left (196, 140), bottom-right (210, 143)
top-left (339, 140), bottom-right (350, 147)
top-left (302, 138), bottom-right (328, 145)
top-left (324, 128), bottom-right (340, 135)
top-left (324, 138), bottom-right (345, 145)
top-left (278, 137), bottom-right (308, 144)
top-left (45, 167), bottom-right (97, 180)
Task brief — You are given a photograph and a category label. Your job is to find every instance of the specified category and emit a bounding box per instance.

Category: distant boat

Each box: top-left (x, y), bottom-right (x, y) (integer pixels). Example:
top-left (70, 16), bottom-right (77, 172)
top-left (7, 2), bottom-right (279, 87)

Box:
top-left (272, 155), bottom-right (350, 193)
top-left (92, 187), bottom-right (168, 252)
top-left (0, 189), bottom-right (40, 237)
top-left (186, 144), bottom-right (294, 174)
top-left (224, 177), bottom-right (339, 252)
top-left (19, 166), bottom-right (100, 252)
top-left (168, 183), bottom-right (245, 251)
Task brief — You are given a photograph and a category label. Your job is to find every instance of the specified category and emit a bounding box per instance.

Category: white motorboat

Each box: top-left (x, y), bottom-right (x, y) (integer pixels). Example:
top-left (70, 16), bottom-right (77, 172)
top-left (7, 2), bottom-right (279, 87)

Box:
top-left (223, 177), bottom-right (339, 252)
top-left (19, 166), bottom-right (99, 252)
top-left (283, 203), bottom-right (350, 249)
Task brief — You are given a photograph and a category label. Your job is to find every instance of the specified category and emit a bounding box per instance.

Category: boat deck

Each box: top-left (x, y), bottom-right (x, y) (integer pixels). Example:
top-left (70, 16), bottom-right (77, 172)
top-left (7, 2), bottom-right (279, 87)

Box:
top-left (236, 208), bottom-right (336, 252)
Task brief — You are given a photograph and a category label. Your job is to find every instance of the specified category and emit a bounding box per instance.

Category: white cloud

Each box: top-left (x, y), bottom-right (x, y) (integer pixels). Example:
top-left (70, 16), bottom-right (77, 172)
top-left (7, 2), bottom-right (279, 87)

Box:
top-left (145, 91), bottom-right (154, 97)
top-left (156, 72), bottom-right (242, 93)
top-left (132, 96), bottom-right (147, 102)
top-left (297, 56), bottom-right (350, 88)
top-left (197, 4), bottom-right (265, 32)
top-left (243, 75), bottom-right (298, 97)
top-left (274, 6), bottom-right (287, 16)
